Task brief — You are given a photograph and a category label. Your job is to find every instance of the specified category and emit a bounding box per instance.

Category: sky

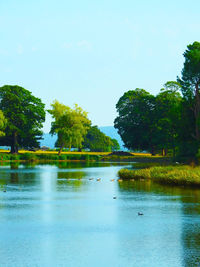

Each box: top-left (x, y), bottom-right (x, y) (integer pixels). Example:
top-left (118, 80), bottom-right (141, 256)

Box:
top-left (0, 0), bottom-right (200, 132)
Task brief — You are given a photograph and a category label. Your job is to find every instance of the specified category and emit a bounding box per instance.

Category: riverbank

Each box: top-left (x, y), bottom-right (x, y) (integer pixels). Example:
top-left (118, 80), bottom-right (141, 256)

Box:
top-left (118, 165), bottom-right (200, 187)
top-left (0, 150), bottom-right (170, 163)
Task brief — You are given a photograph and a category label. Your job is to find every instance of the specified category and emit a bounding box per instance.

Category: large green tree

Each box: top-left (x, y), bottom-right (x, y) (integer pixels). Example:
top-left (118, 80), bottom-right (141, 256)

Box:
top-left (48, 101), bottom-right (91, 154)
top-left (155, 83), bottom-right (182, 158)
top-left (178, 42), bottom-right (200, 142)
top-left (0, 85), bottom-right (45, 153)
top-left (114, 88), bottom-right (156, 153)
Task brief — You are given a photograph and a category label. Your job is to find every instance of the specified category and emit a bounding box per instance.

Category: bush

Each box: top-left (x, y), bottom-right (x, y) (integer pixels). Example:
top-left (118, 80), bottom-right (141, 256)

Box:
top-left (21, 153), bottom-right (38, 161)
top-left (10, 154), bottom-right (20, 160)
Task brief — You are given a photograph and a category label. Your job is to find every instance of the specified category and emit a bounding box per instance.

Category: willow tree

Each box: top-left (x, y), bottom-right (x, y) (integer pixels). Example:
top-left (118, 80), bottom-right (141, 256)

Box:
top-left (0, 110), bottom-right (7, 137)
top-left (48, 101), bottom-right (91, 154)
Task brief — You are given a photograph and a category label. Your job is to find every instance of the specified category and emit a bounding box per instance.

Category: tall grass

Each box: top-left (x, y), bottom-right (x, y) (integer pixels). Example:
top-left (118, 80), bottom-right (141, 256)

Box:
top-left (118, 166), bottom-right (200, 187)
top-left (0, 152), bottom-right (100, 162)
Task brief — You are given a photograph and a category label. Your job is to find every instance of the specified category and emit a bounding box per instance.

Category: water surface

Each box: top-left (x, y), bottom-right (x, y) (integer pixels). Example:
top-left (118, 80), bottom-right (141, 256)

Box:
top-left (0, 162), bottom-right (200, 267)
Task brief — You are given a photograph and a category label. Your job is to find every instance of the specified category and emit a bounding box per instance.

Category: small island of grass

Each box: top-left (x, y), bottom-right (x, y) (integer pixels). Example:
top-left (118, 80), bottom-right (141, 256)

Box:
top-left (118, 165), bottom-right (200, 187)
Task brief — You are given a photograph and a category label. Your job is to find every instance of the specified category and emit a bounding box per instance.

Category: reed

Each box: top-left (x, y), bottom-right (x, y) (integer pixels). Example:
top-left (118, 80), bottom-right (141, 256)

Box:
top-left (118, 166), bottom-right (200, 187)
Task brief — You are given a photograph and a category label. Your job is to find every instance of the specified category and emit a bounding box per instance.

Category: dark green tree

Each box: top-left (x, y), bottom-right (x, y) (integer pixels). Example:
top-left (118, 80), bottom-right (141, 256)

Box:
top-left (0, 85), bottom-right (45, 153)
top-left (82, 126), bottom-right (112, 152)
top-left (178, 42), bottom-right (200, 142)
top-left (155, 84), bottom-right (182, 158)
top-left (114, 88), bottom-right (156, 153)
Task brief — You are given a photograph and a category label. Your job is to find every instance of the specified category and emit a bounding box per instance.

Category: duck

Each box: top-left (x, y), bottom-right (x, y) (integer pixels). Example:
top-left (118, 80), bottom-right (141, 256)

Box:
top-left (110, 179), bottom-right (115, 182)
top-left (138, 212), bottom-right (144, 216)
top-left (113, 196), bottom-right (117, 199)
top-left (89, 178), bottom-right (94, 181)
top-left (96, 178), bottom-right (101, 181)
top-left (118, 179), bottom-right (123, 182)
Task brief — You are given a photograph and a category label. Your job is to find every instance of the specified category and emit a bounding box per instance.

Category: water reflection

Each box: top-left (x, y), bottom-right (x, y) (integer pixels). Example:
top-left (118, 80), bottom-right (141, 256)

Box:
top-left (118, 179), bottom-right (200, 267)
top-left (0, 163), bottom-right (200, 266)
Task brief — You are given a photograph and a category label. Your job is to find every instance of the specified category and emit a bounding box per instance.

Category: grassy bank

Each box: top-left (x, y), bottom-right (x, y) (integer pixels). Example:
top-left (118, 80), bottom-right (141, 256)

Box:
top-left (0, 152), bottom-right (100, 162)
top-left (118, 166), bottom-right (200, 187)
top-left (0, 150), bottom-right (170, 163)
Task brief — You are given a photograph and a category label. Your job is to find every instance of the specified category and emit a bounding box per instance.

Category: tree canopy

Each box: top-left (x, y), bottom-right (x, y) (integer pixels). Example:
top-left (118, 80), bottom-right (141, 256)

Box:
top-left (114, 88), bottom-right (156, 152)
top-left (114, 85), bottom-right (182, 156)
top-left (48, 101), bottom-right (91, 154)
top-left (0, 85), bottom-right (45, 153)
top-left (177, 41), bottom-right (200, 156)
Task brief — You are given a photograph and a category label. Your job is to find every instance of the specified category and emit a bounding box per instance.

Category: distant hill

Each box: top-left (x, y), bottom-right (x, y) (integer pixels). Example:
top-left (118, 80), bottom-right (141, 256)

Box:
top-left (40, 126), bottom-right (125, 150)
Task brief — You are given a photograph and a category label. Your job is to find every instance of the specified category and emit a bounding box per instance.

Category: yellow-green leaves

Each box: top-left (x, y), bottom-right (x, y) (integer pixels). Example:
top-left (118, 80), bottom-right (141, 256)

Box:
top-left (0, 110), bottom-right (7, 137)
top-left (48, 101), bottom-right (91, 153)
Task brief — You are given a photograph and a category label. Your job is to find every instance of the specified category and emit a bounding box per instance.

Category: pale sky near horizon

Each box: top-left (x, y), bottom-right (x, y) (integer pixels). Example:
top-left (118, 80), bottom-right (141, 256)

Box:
top-left (0, 0), bottom-right (200, 132)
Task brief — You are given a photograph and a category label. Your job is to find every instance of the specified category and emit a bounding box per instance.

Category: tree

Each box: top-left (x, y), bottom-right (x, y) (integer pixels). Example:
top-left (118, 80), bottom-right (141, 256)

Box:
top-left (82, 126), bottom-right (113, 152)
top-left (48, 101), bottom-right (91, 154)
top-left (155, 85), bottom-right (182, 158)
top-left (0, 110), bottom-right (7, 137)
top-left (162, 81), bottom-right (181, 92)
top-left (110, 138), bottom-right (120, 151)
top-left (114, 88), bottom-right (156, 153)
top-left (178, 42), bottom-right (200, 142)
top-left (0, 85), bottom-right (45, 153)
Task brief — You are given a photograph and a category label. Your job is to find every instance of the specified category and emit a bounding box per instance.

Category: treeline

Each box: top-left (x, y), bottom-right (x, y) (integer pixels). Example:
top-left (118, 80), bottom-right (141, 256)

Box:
top-left (0, 87), bottom-right (120, 154)
top-left (114, 41), bottom-right (200, 160)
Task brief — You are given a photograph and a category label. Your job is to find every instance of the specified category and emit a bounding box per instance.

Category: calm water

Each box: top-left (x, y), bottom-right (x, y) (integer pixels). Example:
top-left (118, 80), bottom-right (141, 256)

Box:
top-left (0, 162), bottom-right (200, 267)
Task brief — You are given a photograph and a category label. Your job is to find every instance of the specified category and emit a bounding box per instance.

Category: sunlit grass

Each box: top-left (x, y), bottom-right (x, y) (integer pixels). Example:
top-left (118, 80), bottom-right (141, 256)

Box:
top-left (118, 166), bottom-right (200, 187)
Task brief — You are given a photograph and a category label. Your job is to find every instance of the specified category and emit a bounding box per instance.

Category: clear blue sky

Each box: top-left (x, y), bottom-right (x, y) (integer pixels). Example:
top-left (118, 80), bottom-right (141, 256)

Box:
top-left (0, 0), bottom-right (200, 132)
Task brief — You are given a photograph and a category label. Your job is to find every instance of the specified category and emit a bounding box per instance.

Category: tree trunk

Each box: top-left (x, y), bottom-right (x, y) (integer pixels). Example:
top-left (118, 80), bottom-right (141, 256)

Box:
top-left (69, 143), bottom-right (71, 152)
top-left (172, 135), bottom-right (176, 161)
top-left (151, 146), bottom-right (156, 156)
top-left (164, 148), bottom-right (168, 156)
top-left (58, 143), bottom-right (64, 155)
top-left (172, 147), bottom-right (176, 161)
top-left (11, 132), bottom-right (18, 154)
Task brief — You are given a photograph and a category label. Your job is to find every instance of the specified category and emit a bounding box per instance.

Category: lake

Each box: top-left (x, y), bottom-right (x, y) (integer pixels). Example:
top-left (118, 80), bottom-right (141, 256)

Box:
top-left (0, 162), bottom-right (200, 267)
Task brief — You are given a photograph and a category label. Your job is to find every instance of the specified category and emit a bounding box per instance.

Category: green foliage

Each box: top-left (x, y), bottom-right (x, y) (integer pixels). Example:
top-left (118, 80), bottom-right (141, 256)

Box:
top-left (21, 153), bottom-right (38, 161)
top-left (162, 81), bottom-right (181, 92)
top-left (114, 85), bottom-right (182, 157)
top-left (178, 42), bottom-right (200, 146)
top-left (10, 154), bottom-right (20, 160)
top-left (48, 101), bottom-right (91, 154)
top-left (110, 138), bottom-right (120, 151)
top-left (155, 86), bottom-right (182, 157)
top-left (0, 85), bottom-right (45, 153)
top-left (82, 126), bottom-right (112, 152)
top-left (114, 88), bottom-right (156, 152)
top-left (0, 110), bottom-right (7, 137)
